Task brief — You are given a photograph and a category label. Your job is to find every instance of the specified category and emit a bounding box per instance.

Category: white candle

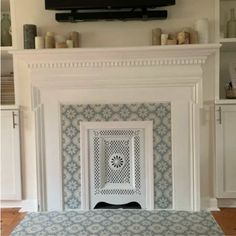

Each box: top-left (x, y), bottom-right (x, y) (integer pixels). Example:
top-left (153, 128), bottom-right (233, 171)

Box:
top-left (69, 31), bottom-right (79, 47)
top-left (194, 18), bottom-right (209, 44)
top-left (35, 36), bottom-right (45, 49)
top-left (66, 39), bottom-right (73, 48)
top-left (161, 34), bottom-right (169, 45)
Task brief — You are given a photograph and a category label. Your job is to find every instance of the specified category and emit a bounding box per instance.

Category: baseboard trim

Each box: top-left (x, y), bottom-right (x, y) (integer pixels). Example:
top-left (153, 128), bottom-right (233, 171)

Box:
top-left (201, 198), bottom-right (220, 211)
top-left (207, 198), bottom-right (220, 211)
top-left (217, 198), bottom-right (236, 208)
top-left (0, 199), bottom-right (38, 212)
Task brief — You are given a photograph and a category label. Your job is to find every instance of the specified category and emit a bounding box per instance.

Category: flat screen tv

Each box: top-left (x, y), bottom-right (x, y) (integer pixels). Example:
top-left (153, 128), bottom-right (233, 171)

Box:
top-left (45, 0), bottom-right (176, 10)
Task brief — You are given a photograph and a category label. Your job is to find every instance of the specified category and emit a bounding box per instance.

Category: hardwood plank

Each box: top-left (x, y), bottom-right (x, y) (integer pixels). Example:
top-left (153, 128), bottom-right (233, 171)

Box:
top-left (212, 208), bottom-right (236, 236)
top-left (0, 208), bottom-right (26, 236)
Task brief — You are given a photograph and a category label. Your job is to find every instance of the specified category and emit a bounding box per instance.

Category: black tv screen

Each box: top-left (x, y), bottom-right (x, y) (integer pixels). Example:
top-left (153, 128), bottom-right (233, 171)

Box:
top-left (45, 0), bottom-right (176, 10)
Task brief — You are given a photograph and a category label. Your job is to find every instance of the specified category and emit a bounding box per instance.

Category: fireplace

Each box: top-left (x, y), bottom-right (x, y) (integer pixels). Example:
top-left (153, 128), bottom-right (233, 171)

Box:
top-left (11, 44), bottom-right (219, 211)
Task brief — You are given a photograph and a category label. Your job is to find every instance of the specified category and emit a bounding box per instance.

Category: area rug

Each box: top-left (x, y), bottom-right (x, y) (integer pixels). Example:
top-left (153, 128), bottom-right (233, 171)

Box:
top-left (11, 209), bottom-right (224, 236)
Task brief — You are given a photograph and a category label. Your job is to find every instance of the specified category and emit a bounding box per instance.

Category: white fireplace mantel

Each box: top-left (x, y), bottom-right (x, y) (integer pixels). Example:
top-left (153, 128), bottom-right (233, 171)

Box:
top-left (11, 44), bottom-right (220, 212)
top-left (12, 44), bottom-right (218, 66)
top-left (12, 44), bottom-right (220, 105)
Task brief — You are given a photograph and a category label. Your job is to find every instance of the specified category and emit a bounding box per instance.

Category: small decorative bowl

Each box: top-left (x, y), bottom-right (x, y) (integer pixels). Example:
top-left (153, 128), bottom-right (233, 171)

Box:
top-left (226, 88), bottom-right (236, 99)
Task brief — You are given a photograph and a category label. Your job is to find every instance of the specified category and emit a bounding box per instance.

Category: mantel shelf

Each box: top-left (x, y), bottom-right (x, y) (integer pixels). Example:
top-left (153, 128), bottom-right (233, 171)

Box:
top-left (10, 44), bottom-right (221, 56)
top-left (10, 44), bottom-right (221, 70)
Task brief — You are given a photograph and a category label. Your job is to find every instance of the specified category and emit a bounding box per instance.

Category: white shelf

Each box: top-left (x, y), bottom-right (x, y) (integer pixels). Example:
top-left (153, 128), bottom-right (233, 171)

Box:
top-left (215, 99), bottom-right (236, 105)
top-left (220, 38), bottom-right (236, 51)
top-left (1, 46), bottom-right (13, 51)
top-left (1, 46), bottom-right (13, 59)
top-left (220, 38), bottom-right (236, 43)
top-left (0, 105), bottom-right (18, 110)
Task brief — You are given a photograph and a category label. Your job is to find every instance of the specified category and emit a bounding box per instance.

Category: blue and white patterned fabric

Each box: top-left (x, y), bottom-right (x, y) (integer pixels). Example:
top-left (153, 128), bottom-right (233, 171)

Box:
top-left (61, 103), bottom-right (172, 209)
top-left (11, 210), bottom-right (224, 236)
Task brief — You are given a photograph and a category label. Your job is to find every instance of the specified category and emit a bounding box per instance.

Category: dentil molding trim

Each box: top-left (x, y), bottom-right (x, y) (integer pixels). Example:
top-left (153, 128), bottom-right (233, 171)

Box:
top-left (11, 44), bottom-right (220, 70)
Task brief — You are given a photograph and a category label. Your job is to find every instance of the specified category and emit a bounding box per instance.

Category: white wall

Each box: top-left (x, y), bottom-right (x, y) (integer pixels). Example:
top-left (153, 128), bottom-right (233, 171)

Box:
top-left (14, 0), bottom-right (216, 49)
top-left (13, 0), bottom-right (216, 209)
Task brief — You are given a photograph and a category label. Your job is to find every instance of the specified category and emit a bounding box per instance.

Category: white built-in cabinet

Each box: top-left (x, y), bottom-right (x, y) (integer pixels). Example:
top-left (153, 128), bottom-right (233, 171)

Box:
top-left (215, 0), bottom-right (236, 204)
top-left (215, 0), bottom-right (236, 100)
top-left (0, 108), bottom-right (22, 200)
top-left (215, 104), bottom-right (236, 198)
top-left (1, 0), bottom-right (21, 201)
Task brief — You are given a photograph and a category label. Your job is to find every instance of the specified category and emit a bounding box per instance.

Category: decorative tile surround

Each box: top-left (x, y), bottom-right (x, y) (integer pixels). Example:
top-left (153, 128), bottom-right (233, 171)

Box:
top-left (61, 102), bottom-right (171, 210)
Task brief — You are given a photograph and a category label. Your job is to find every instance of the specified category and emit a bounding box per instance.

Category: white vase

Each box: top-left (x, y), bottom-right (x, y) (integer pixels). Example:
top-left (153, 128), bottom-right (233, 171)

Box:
top-left (194, 18), bottom-right (209, 44)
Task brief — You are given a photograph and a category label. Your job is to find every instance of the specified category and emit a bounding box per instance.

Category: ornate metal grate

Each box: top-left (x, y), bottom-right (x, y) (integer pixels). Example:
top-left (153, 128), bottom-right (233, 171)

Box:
top-left (82, 121), bottom-right (153, 209)
top-left (92, 129), bottom-right (141, 194)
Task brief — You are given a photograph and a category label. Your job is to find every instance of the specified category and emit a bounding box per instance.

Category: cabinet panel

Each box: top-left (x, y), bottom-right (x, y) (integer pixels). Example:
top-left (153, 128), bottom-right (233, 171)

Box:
top-left (216, 105), bottom-right (236, 198)
top-left (0, 109), bottom-right (21, 200)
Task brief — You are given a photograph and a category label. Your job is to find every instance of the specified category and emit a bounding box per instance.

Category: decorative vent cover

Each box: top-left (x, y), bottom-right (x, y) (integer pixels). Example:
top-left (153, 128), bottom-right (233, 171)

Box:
top-left (80, 121), bottom-right (154, 210)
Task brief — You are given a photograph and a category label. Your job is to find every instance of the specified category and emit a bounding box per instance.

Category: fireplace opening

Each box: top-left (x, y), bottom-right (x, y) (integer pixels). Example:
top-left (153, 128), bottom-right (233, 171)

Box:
top-left (81, 121), bottom-right (153, 210)
top-left (94, 202), bottom-right (141, 209)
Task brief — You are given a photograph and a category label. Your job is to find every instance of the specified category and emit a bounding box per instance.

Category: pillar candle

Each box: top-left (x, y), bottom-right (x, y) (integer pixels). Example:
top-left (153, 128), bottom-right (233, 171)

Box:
top-left (69, 31), bottom-right (79, 47)
top-left (23, 24), bottom-right (37, 49)
top-left (35, 36), bottom-right (45, 49)
top-left (152, 28), bottom-right (162, 45)
top-left (66, 39), bottom-right (73, 48)
top-left (45, 35), bottom-right (55, 48)
top-left (161, 34), bottom-right (168, 45)
top-left (194, 18), bottom-right (209, 44)
top-left (190, 30), bottom-right (199, 44)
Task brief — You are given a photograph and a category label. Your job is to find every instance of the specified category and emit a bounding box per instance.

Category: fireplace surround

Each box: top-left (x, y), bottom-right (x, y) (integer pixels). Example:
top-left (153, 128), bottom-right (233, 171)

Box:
top-left (62, 103), bottom-right (170, 210)
top-left (11, 44), bottom-right (219, 211)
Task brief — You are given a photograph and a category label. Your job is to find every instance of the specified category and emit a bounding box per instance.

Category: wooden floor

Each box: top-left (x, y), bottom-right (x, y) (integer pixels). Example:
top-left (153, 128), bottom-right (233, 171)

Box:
top-left (212, 208), bottom-right (236, 236)
top-left (1, 208), bottom-right (26, 236)
top-left (0, 208), bottom-right (236, 236)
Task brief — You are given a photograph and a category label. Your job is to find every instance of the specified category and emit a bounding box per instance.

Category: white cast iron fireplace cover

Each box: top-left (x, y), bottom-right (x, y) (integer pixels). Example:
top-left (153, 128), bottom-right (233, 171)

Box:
top-left (80, 121), bottom-right (154, 210)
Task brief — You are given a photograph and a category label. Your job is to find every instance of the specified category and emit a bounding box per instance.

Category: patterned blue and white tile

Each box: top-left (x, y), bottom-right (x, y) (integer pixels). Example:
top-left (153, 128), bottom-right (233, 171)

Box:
top-left (11, 210), bottom-right (224, 236)
top-left (61, 103), bottom-right (172, 209)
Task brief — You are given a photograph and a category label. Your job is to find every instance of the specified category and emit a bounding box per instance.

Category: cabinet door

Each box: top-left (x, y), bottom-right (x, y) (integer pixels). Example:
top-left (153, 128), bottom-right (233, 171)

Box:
top-left (0, 110), bottom-right (21, 200)
top-left (216, 105), bottom-right (236, 198)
